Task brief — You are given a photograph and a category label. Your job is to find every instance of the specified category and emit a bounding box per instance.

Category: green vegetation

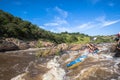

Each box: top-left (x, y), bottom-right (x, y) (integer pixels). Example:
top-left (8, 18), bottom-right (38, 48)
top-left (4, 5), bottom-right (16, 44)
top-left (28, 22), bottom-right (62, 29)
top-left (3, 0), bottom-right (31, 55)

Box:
top-left (91, 35), bottom-right (115, 43)
top-left (0, 10), bottom-right (114, 44)
top-left (0, 10), bottom-right (90, 44)
top-left (36, 49), bottom-right (51, 57)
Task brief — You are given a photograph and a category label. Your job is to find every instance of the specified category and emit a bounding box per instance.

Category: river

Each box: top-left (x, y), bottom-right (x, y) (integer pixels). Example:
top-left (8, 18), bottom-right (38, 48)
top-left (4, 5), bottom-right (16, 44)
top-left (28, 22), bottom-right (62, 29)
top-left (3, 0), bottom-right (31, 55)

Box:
top-left (0, 43), bottom-right (120, 80)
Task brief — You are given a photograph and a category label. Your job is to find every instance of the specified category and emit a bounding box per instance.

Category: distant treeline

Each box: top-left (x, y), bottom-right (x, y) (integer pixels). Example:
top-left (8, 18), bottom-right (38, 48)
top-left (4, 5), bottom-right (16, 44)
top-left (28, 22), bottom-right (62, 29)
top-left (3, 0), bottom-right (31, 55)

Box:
top-left (0, 10), bottom-right (91, 44)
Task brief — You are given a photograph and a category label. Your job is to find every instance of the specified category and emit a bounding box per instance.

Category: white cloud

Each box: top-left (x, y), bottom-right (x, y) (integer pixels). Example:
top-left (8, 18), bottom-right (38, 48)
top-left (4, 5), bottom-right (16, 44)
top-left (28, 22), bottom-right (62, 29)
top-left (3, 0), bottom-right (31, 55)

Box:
top-left (96, 16), bottom-right (120, 27)
top-left (70, 16), bottom-right (120, 32)
top-left (43, 6), bottom-right (120, 33)
top-left (44, 6), bottom-right (69, 27)
top-left (44, 17), bottom-right (69, 27)
top-left (96, 16), bottom-right (106, 22)
top-left (55, 17), bottom-right (68, 25)
top-left (102, 20), bottom-right (120, 27)
top-left (51, 27), bottom-right (72, 33)
top-left (55, 6), bottom-right (68, 18)
top-left (43, 15), bottom-right (120, 33)
top-left (44, 23), bottom-right (59, 26)
top-left (39, 25), bottom-right (45, 29)
top-left (77, 22), bottom-right (95, 29)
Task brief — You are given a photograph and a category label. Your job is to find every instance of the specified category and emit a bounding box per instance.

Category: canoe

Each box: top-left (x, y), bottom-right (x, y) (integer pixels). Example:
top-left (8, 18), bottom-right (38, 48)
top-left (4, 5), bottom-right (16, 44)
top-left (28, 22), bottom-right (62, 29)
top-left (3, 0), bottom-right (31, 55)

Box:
top-left (67, 55), bottom-right (87, 69)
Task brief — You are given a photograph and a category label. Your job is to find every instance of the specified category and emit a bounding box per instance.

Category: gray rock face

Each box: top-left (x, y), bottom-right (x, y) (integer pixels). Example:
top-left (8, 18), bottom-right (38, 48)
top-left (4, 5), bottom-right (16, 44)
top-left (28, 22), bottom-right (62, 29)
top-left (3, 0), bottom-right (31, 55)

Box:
top-left (0, 40), bottom-right (19, 52)
top-left (5, 38), bottom-right (31, 50)
top-left (0, 38), bottom-right (34, 52)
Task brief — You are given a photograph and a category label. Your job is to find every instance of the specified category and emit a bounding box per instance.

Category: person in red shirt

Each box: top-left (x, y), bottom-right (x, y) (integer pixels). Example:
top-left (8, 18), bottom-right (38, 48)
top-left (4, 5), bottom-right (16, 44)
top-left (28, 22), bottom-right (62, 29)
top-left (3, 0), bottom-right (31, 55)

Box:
top-left (116, 32), bottom-right (120, 38)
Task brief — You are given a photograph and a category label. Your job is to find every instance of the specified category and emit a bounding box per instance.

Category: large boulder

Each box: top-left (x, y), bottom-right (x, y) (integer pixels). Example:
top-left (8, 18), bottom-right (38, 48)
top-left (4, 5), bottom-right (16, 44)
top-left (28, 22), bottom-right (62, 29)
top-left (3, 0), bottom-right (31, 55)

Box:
top-left (0, 40), bottom-right (19, 52)
top-left (5, 38), bottom-right (30, 50)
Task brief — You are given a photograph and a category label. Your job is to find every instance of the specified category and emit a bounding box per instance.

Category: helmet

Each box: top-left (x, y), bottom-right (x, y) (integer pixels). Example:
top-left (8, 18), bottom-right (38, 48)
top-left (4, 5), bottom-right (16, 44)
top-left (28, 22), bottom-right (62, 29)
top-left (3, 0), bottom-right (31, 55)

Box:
top-left (119, 32), bottom-right (120, 35)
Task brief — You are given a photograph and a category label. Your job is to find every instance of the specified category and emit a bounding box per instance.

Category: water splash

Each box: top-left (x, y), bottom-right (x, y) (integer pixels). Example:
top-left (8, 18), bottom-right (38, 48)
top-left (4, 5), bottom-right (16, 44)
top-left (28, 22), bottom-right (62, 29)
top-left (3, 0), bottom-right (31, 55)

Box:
top-left (42, 56), bottom-right (66, 80)
top-left (11, 73), bottom-right (26, 80)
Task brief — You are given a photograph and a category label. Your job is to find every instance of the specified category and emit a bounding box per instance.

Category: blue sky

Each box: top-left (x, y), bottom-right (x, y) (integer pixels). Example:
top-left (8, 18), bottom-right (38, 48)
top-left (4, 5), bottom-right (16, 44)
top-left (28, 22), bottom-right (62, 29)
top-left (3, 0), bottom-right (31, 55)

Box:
top-left (0, 0), bottom-right (120, 36)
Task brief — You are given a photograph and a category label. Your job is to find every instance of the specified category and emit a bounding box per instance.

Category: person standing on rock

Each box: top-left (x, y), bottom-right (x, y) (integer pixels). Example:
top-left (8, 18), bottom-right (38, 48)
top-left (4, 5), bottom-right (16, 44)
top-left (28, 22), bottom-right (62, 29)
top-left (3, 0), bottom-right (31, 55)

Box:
top-left (114, 38), bottom-right (120, 57)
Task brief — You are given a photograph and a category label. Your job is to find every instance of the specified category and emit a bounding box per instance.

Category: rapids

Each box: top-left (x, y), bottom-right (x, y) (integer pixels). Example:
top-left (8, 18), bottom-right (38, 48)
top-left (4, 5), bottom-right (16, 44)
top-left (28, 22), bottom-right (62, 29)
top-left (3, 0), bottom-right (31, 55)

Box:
top-left (0, 43), bottom-right (120, 80)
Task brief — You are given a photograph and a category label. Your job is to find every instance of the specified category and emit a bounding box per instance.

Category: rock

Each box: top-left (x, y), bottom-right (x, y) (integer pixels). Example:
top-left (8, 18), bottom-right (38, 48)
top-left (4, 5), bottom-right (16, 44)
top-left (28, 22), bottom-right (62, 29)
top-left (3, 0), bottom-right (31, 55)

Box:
top-left (109, 44), bottom-right (117, 52)
top-left (42, 42), bottom-right (54, 47)
top-left (114, 49), bottom-right (120, 57)
top-left (18, 43), bottom-right (30, 50)
top-left (5, 38), bottom-right (30, 50)
top-left (69, 44), bottom-right (82, 51)
top-left (0, 40), bottom-right (19, 52)
top-left (28, 41), bottom-right (37, 48)
top-left (57, 43), bottom-right (68, 51)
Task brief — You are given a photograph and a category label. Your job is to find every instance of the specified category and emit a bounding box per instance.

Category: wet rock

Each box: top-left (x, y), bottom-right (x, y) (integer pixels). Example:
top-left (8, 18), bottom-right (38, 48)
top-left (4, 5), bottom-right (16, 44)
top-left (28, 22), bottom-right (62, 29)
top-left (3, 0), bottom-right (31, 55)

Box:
top-left (18, 43), bottom-right (30, 50)
top-left (0, 40), bottom-right (19, 52)
top-left (68, 44), bottom-right (82, 51)
top-left (114, 49), bottom-right (120, 57)
top-left (4, 38), bottom-right (30, 50)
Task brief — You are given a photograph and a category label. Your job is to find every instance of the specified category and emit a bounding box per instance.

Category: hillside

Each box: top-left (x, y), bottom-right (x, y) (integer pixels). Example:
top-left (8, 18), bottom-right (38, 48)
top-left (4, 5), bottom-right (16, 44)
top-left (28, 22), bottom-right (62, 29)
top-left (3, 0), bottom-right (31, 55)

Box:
top-left (91, 35), bottom-right (115, 43)
top-left (0, 10), bottom-right (91, 44)
top-left (0, 10), bottom-right (54, 40)
top-left (0, 10), bottom-right (115, 44)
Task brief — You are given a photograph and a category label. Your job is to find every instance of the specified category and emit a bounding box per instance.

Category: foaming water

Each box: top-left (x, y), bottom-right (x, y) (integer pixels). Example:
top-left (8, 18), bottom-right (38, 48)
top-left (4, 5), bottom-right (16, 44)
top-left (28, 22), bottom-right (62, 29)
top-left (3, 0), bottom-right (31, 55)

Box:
top-left (11, 73), bottom-right (26, 80)
top-left (65, 52), bottom-right (120, 79)
top-left (1, 43), bottom-right (120, 80)
top-left (42, 56), bottom-right (66, 80)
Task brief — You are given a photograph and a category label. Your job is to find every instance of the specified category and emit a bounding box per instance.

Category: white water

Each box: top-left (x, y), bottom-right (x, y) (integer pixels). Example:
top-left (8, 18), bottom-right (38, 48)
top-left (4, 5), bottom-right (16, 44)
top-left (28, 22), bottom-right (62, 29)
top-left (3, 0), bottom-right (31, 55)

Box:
top-left (42, 56), bottom-right (66, 80)
top-left (10, 43), bottom-right (120, 80)
top-left (11, 73), bottom-right (26, 80)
